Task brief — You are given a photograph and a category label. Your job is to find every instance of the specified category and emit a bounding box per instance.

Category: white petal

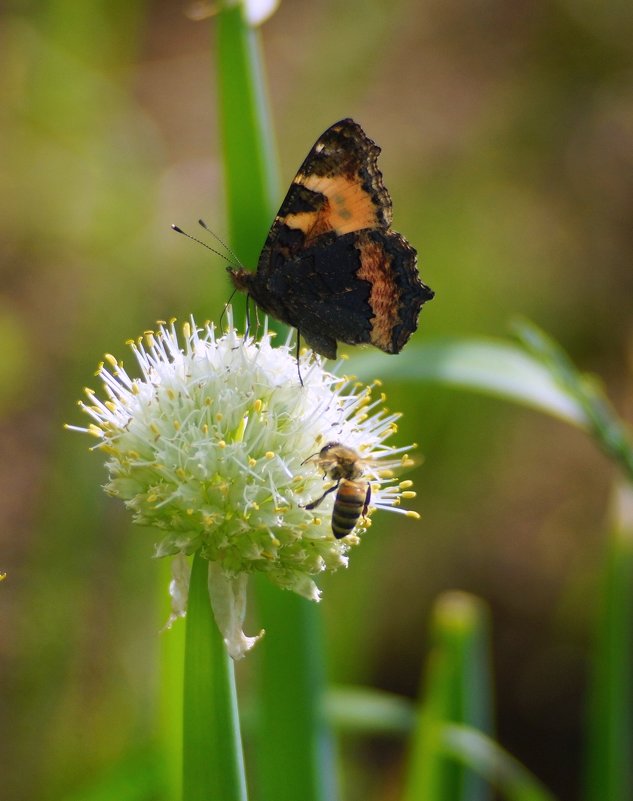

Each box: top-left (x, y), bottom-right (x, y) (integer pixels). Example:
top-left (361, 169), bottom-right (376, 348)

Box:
top-left (244, 0), bottom-right (280, 25)
top-left (163, 553), bottom-right (191, 630)
top-left (207, 562), bottom-right (265, 660)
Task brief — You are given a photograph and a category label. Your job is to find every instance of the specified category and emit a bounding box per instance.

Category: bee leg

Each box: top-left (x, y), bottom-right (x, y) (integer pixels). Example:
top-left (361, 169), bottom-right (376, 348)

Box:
top-left (303, 480), bottom-right (340, 510)
top-left (362, 483), bottom-right (371, 517)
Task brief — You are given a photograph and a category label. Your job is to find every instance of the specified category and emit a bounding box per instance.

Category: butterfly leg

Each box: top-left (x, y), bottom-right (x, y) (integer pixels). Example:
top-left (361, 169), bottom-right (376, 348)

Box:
top-left (219, 287), bottom-right (239, 331)
top-left (362, 482), bottom-right (371, 517)
top-left (296, 329), bottom-right (304, 387)
top-left (244, 294), bottom-right (251, 338)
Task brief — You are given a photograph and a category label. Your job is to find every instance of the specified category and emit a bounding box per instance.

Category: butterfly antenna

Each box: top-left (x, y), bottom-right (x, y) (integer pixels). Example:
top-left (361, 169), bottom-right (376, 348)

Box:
top-left (198, 219), bottom-right (245, 269)
top-left (171, 224), bottom-right (237, 267)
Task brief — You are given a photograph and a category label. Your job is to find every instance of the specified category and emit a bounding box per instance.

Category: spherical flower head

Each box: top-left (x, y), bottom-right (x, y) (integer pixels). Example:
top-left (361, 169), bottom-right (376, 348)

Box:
top-left (68, 311), bottom-right (419, 658)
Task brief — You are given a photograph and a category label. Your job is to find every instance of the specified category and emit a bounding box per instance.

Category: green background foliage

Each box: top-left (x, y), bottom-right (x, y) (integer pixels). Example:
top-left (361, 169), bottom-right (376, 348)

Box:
top-left (1, 2), bottom-right (632, 800)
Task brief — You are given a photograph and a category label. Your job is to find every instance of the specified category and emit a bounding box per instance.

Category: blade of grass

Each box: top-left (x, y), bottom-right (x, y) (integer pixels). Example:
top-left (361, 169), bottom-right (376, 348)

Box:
top-left (351, 328), bottom-right (633, 483)
top-left (404, 592), bottom-right (494, 801)
top-left (583, 482), bottom-right (633, 801)
top-left (441, 725), bottom-right (559, 801)
top-left (182, 551), bottom-right (247, 801)
top-left (325, 685), bottom-right (416, 736)
top-left (349, 339), bottom-right (587, 427)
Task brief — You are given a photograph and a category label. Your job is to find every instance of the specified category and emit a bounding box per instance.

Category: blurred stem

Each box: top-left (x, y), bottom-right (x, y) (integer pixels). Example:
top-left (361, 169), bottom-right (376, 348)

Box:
top-left (254, 577), bottom-right (338, 801)
top-left (213, 5), bottom-right (335, 799)
top-left (182, 552), bottom-right (247, 801)
top-left (584, 482), bottom-right (633, 801)
top-left (404, 592), bottom-right (494, 801)
top-left (215, 1), bottom-right (280, 274)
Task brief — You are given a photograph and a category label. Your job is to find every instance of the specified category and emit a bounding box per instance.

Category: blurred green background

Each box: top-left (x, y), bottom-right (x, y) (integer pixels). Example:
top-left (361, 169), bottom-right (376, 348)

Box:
top-left (1, 1), bottom-right (632, 800)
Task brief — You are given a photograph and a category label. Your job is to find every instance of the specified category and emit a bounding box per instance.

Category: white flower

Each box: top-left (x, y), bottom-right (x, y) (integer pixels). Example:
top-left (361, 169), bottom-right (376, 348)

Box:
top-left (68, 311), bottom-right (419, 658)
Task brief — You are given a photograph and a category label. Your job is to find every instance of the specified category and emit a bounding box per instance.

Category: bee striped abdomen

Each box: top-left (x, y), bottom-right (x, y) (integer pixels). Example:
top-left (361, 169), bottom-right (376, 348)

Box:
top-left (331, 479), bottom-right (370, 539)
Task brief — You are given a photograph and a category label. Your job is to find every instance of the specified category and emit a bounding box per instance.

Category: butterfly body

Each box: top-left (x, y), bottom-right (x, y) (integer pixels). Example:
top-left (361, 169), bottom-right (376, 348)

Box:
top-left (229, 119), bottom-right (434, 360)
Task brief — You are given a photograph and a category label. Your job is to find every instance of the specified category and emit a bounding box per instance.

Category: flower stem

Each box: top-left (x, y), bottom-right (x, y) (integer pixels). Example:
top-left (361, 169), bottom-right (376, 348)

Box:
top-left (182, 551), bottom-right (248, 801)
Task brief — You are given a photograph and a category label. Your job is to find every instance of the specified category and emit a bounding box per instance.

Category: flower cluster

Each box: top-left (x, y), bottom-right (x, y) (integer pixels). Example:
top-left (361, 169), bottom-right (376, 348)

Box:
top-left (68, 313), bottom-right (418, 657)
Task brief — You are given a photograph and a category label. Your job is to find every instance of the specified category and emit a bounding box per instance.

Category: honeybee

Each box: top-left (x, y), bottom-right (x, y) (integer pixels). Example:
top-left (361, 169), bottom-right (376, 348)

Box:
top-left (303, 442), bottom-right (371, 539)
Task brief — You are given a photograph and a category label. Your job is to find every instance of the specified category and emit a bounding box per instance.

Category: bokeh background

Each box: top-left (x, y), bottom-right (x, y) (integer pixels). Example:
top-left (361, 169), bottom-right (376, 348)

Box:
top-left (2, 2), bottom-right (632, 800)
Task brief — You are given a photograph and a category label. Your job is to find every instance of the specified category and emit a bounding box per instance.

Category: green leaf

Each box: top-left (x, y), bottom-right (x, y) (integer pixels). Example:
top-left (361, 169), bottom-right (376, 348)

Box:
top-left (404, 592), bottom-right (495, 801)
top-left (325, 685), bottom-right (416, 736)
top-left (349, 339), bottom-right (587, 427)
top-left (441, 724), bottom-right (559, 801)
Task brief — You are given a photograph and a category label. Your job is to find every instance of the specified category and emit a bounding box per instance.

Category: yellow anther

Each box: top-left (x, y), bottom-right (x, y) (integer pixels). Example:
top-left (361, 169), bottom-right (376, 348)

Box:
top-left (406, 510), bottom-right (421, 519)
top-left (401, 491), bottom-right (416, 499)
top-left (183, 321), bottom-right (191, 339)
top-left (215, 413), bottom-right (223, 422)
top-left (265, 451), bottom-right (275, 460)
top-left (218, 440), bottom-right (226, 449)
top-left (399, 480), bottom-right (413, 490)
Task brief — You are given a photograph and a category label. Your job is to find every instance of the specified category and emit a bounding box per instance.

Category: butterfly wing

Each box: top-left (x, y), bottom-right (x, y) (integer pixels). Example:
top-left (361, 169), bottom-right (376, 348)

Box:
top-left (230, 119), bottom-right (433, 359)
top-left (257, 118), bottom-right (392, 278)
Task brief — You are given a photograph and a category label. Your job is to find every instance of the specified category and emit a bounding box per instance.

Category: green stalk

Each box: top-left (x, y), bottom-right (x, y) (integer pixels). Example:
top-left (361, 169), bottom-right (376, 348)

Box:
top-left (583, 482), bottom-right (633, 801)
top-left (213, 5), bottom-right (336, 800)
top-left (254, 578), bottom-right (338, 801)
top-left (158, 558), bottom-right (184, 801)
top-left (215, 1), bottom-right (279, 273)
top-left (404, 592), bottom-right (494, 801)
top-left (182, 551), bottom-right (247, 801)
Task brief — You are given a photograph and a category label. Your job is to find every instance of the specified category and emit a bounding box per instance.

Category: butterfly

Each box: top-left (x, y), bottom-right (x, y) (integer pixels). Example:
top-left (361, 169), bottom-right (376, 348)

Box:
top-left (228, 118), bottom-right (434, 361)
